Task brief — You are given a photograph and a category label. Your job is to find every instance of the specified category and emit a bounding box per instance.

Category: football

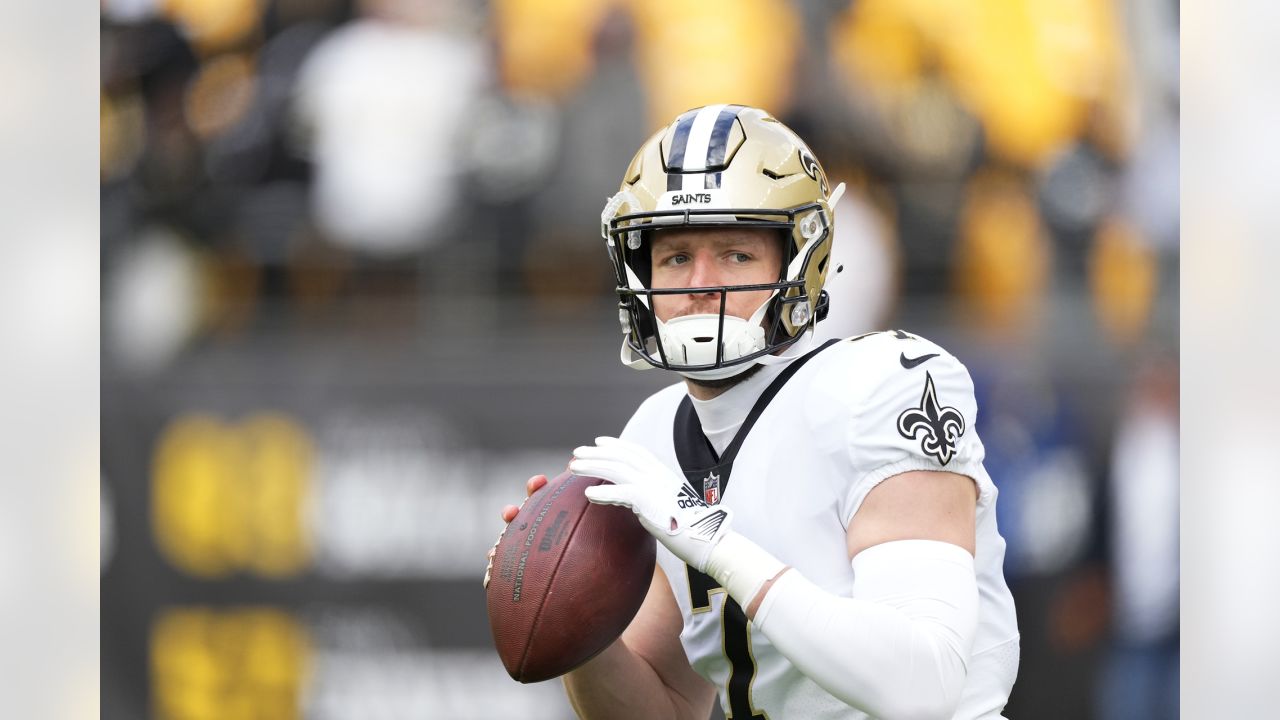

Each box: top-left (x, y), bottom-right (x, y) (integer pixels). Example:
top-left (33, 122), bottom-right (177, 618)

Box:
top-left (486, 471), bottom-right (656, 683)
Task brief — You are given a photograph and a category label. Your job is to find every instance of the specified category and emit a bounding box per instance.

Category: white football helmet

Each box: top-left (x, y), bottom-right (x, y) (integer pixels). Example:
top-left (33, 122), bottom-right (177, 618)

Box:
top-left (601, 104), bottom-right (845, 379)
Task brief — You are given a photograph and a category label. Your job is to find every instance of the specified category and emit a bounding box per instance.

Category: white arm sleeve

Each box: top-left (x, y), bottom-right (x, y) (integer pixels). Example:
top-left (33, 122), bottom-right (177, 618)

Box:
top-left (752, 539), bottom-right (979, 720)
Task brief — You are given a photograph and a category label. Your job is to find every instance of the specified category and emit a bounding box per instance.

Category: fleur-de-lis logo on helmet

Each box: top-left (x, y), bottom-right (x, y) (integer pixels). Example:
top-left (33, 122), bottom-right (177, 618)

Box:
top-left (896, 372), bottom-right (966, 465)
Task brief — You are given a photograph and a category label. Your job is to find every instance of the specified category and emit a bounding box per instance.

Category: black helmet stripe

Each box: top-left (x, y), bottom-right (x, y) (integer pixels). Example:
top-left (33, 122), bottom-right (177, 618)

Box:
top-left (705, 104), bottom-right (744, 170)
top-left (665, 111), bottom-right (697, 169)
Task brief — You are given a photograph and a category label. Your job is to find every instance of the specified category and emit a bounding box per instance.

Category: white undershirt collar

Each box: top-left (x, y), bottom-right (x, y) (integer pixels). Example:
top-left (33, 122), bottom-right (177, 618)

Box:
top-left (684, 330), bottom-right (819, 456)
top-left (688, 360), bottom-right (791, 457)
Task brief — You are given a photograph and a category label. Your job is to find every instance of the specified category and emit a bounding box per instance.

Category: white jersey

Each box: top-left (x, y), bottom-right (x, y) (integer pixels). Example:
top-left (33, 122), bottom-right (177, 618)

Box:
top-left (619, 331), bottom-right (1020, 719)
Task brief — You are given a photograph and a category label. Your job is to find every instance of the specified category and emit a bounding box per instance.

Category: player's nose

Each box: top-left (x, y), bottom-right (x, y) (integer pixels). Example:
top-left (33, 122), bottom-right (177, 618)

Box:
top-left (685, 253), bottom-right (722, 295)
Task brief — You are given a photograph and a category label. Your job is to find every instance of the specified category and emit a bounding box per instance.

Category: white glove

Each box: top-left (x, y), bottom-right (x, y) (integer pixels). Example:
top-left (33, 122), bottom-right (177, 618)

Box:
top-left (571, 436), bottom-right (731, 573)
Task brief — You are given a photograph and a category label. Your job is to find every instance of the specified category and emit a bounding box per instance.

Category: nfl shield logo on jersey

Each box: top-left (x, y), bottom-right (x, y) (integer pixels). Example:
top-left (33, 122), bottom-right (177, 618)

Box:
top-left (702, 472), bottom-right (721, 505)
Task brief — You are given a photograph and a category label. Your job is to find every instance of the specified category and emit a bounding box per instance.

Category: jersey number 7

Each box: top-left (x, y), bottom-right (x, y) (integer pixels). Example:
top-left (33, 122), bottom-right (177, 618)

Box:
top-left (688, 566), bottom-right (767, 719)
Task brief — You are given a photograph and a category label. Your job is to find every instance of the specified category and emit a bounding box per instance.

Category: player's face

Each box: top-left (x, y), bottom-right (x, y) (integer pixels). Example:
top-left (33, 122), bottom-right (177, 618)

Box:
top-left (650, 227), bottom-right (784, 323)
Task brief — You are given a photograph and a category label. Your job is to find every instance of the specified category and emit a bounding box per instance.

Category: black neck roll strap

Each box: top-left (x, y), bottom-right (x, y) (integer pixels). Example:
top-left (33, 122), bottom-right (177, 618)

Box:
top-left (672, 337), bottom-right (841, 502)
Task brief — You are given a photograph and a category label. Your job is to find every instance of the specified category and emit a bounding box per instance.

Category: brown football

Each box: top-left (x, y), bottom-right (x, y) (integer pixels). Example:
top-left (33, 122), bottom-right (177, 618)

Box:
top-left (486, 471), bottom-right (656, 683)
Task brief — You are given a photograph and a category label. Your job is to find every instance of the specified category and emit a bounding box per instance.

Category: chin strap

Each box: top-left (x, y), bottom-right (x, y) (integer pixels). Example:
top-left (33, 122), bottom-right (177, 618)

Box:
top-left (656, 293), bottom-right (775, 380)
top-left (618, 324), bottom-right (818, 378)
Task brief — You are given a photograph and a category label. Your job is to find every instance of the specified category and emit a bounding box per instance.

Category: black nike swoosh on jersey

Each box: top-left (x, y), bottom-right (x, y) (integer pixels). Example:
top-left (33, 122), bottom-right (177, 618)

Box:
top-left (900, 352), bottom-right (940, 369)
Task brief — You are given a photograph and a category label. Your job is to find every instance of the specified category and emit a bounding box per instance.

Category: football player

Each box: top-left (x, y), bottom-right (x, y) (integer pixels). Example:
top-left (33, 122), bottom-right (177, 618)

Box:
top-left (494, 105), bottom-right (1020, 719)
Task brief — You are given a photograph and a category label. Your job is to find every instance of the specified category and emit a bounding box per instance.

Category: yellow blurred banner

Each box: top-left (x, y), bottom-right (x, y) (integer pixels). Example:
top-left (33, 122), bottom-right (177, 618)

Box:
top-left (151, 607), bottom-right (311, 720)
top-left (152, 413), bottom-right (314, 579)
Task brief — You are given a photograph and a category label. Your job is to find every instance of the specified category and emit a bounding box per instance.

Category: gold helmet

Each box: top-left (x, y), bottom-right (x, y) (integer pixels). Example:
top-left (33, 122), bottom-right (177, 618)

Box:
top-left (601, 104), bottom-right (845, 378)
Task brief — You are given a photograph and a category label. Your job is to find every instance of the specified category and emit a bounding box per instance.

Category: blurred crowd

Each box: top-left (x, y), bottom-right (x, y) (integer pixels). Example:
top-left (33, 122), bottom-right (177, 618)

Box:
top-left (100, 0), bottom-right (1179, 718)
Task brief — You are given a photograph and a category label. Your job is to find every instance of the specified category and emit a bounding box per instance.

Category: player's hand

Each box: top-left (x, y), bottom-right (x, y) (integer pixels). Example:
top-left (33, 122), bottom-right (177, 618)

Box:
top-left (484, 474), bottom-right (549, 588)
top-left (571, 436), bottom-right (732, 573)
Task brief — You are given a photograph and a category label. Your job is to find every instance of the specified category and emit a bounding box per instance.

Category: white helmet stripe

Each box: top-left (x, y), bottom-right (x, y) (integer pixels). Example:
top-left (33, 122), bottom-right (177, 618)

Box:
top-left (680, 104), bottom-right (728, 172)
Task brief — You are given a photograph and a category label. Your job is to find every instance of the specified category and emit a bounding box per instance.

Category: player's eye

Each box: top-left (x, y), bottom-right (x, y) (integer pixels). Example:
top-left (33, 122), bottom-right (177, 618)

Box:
top-left (663, 253), bottom-right (690, 266)
top-left (729, 252), bottom-right (752, 263)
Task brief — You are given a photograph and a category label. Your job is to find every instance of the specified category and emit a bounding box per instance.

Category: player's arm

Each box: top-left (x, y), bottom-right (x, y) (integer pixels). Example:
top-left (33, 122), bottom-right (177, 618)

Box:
top-left (738, 346), bottom-right (984, 719)
top-left (744, 470), bottom-right (979, 720)
top-left (563, 564), bottom-right (716, 720)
